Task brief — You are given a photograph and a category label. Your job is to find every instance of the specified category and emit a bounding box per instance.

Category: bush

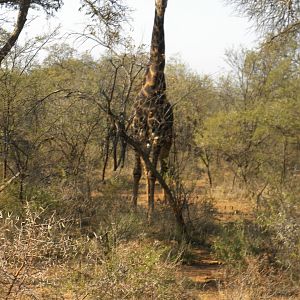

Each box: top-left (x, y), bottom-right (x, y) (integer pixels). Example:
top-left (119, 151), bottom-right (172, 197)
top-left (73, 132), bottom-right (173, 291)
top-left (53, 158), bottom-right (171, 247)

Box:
top-left (0, 205), bottom-right (75, 298)
top-left (257, 185), bottom-right (300, 277)
top-left (213, 221), bottom-right (250, 267)
top-left (212, 183), bottom-right (300, 298)
top-left (0, 204), bottom-right (188, 299)
top-left (188, 196), bottom-right (219, 244)
top-left (60, 241), bottom-right (186, 299)
top-left (223, 257), bottom-right (299, 300)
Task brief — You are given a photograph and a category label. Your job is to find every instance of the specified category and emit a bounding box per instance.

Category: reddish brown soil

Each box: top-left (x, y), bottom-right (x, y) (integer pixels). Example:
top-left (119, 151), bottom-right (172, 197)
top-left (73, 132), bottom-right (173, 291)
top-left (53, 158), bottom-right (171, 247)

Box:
top-left (136, 179), bottom-right (254, 299)
top-left (178, 247), bottom-right (225, 300)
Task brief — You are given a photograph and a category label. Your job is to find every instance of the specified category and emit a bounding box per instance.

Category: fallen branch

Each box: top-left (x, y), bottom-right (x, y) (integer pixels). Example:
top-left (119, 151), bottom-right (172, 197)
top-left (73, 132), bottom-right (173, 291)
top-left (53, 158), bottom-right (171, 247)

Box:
top-left (0, 172), bottom-right (20, 193)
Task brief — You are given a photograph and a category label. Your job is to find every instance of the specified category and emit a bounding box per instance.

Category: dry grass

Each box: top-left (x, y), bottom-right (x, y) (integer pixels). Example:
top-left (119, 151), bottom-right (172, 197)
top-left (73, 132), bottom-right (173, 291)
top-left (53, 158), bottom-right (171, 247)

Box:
top-left (0, 175), bottom-right (299, 300)
top-left (0, 202), bottom-right (189, 299)
top-left (222, 257), bottom-right (299, 300)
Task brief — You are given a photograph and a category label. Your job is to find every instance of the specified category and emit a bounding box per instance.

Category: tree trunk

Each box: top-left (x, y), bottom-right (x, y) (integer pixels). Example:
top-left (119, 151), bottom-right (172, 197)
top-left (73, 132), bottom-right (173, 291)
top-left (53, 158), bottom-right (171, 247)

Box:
top-left (0, 0), bottom-right (31, 65)
top-left (119, 130), bottom-right (189, 239)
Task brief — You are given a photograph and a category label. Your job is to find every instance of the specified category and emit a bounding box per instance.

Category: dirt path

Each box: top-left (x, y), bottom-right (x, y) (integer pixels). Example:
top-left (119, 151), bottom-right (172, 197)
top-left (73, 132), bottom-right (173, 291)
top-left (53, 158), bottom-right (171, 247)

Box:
top-left (178, 247), bottom-right (224, 299)
top-left (180, 251), bottom-right (223, 285)
top-left (177, 188), bottom-right (253, 299)
top-left (135, 180), bottom-right (254, 299)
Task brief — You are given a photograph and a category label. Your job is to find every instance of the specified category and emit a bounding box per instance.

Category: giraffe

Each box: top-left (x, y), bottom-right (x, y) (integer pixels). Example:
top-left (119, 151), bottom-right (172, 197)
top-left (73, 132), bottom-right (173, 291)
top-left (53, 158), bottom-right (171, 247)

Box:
top-left (131, 0), bottom-right (173, 223)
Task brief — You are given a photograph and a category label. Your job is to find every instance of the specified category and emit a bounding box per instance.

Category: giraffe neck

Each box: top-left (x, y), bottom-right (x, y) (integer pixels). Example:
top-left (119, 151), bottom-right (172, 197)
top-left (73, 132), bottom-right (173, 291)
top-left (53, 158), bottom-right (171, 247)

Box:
top-left (150, 9), bottom-right (165, 73)
top-left (141, 4), bottom-right (166, 96)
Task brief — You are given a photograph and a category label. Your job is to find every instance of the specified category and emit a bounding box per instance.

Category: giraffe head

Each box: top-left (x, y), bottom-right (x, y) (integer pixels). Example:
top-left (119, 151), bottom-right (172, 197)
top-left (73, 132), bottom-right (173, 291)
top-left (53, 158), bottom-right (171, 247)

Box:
top-left (155, 0), bottom-right (168, 16)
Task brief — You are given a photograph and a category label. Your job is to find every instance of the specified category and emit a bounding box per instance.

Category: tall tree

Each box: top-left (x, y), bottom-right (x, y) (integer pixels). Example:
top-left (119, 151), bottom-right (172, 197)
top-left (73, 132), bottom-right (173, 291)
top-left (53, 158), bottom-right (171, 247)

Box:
top-left (226, 0), bottom-right (300, 38)
top-left (0, 0), bottom-right (63, 64)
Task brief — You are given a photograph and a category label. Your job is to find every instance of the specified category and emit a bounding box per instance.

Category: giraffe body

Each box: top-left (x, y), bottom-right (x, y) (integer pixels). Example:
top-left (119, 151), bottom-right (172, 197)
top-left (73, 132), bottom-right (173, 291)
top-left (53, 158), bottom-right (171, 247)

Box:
top-left (131, 0), bottom-right (173, 222)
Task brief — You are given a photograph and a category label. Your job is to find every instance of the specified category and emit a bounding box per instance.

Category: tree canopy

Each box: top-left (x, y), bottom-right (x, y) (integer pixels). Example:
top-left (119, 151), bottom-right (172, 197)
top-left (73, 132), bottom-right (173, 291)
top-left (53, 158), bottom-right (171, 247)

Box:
top-left (227, 0), bottom-right (300, 38)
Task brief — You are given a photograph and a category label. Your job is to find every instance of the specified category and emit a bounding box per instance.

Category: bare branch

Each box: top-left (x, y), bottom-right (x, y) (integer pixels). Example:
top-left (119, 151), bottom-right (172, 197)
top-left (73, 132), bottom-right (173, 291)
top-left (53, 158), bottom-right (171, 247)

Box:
top-left (226, 0), bottom-right (300, 38)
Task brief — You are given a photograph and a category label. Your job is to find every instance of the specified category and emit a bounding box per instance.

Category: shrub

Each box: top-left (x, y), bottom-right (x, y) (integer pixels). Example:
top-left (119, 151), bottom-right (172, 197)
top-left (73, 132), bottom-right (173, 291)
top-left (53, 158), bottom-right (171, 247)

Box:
top-left (188, 196), bottom-right (219, 244)
top-left (0, 204), bottom-right (188, 299)
top-left (223, 257), bottom-right (299, 300)
top-left (257, 185), bottom-right (300, 277)
top-left (213, 221), bottom-right (250, 267)
top-left (61, 241), bottom-right (186, 299)
top-left (0, 205), bottom-right (75, 298)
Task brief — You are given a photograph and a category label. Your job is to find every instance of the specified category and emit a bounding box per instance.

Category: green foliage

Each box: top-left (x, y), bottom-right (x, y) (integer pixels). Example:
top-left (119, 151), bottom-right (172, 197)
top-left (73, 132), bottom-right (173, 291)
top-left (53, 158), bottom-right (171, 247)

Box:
top-left (60, 241), bottom-right (186, 299)
top-left (213, 221), bottom-right (250, 266)
top-left (167, 58), bottom-right (217, 154)
top-left (0, 184), bottom-right (62, 220)
top-left (25, 186), bottom-right (60, 211)
top-left (257, 184), bottom-right (300, 277)
top-left (0, 184), bottom-right (22, 214)
top-left (188, 196), bottom-right (219, 244)
top-left (213, 183), bottom-right (300, 279)
top-left (195, 38), bottom-right (300, 190)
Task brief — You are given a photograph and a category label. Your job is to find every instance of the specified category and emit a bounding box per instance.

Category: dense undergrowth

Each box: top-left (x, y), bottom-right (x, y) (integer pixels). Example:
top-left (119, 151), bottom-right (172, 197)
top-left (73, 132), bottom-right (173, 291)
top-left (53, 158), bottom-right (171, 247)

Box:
top-left (1, 175), bottom-right (299, 299)
top-left (0, 181), bottom-right (188, 299)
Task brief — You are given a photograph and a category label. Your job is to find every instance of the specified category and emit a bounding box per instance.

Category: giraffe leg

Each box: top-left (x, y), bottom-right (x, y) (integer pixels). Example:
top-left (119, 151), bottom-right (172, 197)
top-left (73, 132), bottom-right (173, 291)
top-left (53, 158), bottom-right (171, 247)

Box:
top-left (145, 165), bottom-right (151, 214)
top-left (148, 173), bottom-right (155, 224)
top-left (160, 158), bottom-right (169, 203)
top-left (148, 147), bottom-right (160, 224)
top-left (132, 152), bottom-right (141, 207)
